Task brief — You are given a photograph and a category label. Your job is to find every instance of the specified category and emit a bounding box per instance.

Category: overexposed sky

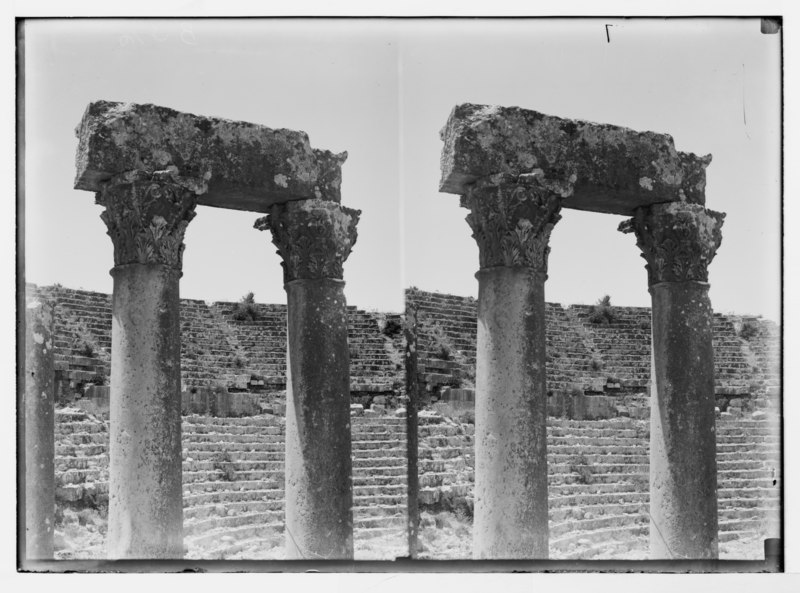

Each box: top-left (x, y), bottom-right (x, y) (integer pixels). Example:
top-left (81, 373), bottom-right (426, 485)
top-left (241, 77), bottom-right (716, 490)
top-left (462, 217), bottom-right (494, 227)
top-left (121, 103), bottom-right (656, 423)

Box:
top-left (23, 18), bottom-right (781, 319)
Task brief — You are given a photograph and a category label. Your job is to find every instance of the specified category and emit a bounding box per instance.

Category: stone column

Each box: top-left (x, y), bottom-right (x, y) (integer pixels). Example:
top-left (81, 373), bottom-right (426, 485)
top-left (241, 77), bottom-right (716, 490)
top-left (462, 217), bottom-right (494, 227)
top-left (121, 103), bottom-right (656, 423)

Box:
top-left (620, 202), bottom-right (725, 559)
top-left (97, 170), bottom-right (203, 559)
top-left (24, 299), bottom-right (55, 560)
top-left (256, 199), bottom-right (360, 560)
top-left (462, 173), bottom-right (568, 559)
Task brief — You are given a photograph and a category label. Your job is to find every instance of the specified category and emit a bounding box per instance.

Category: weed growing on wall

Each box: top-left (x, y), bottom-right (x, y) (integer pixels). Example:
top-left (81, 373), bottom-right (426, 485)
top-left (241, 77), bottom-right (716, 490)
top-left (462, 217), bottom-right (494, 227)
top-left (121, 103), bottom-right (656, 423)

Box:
top-left (70, 320), bottom-right (98, 358)
top-left (738, 319), bottom-right (760, 341)
top-left (214, 450), bottom-right (237, 482)
top-left (588, 295), bottom-right (617, 325)
top-left (232, 292), bottom-right (259, 322)
top-left (569, 453), bottom-right (595, 485)
top-left (429, 322), bottom-right (455, 361)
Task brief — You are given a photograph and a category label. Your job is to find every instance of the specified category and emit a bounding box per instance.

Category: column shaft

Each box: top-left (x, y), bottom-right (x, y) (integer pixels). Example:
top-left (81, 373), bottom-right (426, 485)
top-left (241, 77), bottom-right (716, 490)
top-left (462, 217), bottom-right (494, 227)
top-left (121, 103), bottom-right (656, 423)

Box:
top-left (258, 198), bottom-right (360, 560)
top-left (473, 267), bottom-right (549, 558)
top-left (649, 282), bottom-right (718, 558)
top-left (284, 279), bottom-right (354, 559)
top-left (620, 201), bottom-right (725, 560)
top-left (25, 300), bottom-right (55, 560)
top-left (96, 171), bottom-right (199, 559)
top-left (107, 264), bottom-right (184, 558)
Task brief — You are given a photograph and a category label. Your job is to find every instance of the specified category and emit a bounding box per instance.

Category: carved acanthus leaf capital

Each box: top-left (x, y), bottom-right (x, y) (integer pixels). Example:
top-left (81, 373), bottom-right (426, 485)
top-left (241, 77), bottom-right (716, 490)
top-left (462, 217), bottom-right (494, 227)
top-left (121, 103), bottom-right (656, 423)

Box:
top-left (461, 173), bottom-right (568, 273)
top-left (619, 202), bottom-right (725, 285)
top-left (256, 199), bottom-right (360, 282)
top-left (96, 170), bottom-right (202, 270)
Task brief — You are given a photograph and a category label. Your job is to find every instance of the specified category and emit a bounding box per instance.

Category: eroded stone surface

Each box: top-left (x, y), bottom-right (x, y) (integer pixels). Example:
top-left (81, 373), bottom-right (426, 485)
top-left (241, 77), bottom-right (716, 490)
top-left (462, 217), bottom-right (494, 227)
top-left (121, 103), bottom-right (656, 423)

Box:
top-left (461, 173), bottom-right (565, 273)
top-left (25, 299), bottom-right (55, 560)
top-left (284, 279), bottom-right (354, 559)
top-left (97, 170), bottom-right (198, 270)
top-left (75, 101), bottom-right (346, 211)
top-left (440, 103), bottom-right (711, 215)
top-left (619, 202), bottom-right (725, 286)
top-left (649, 282), bottom-right (719, 559)
top-left (108, 265), bottom-right (184, 559)
top-left (256, 199), bottom-right (360, 283)
top-left (473, 267), bottom-right (549, 558)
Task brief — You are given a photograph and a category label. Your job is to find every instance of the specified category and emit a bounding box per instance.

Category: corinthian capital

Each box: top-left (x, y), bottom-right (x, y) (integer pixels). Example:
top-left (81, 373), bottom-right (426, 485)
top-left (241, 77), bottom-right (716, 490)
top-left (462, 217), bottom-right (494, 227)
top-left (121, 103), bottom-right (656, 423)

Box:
top-left (96, 170), bottom-right (202, 271)
top-left (619, 202), bottom-right (725, 285)
top-left (461, 173), bottom-right (569, 274)
top-left (256, 199), bottom-right (360, 282)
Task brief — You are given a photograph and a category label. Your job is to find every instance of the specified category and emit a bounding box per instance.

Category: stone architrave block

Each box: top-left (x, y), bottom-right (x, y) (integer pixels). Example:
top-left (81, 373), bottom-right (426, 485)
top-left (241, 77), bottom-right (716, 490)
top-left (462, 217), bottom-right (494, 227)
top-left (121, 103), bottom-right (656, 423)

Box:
top-left (440, 103), bottom-right (711, 215)
top-left (75, 100), bottom-right (346, 211)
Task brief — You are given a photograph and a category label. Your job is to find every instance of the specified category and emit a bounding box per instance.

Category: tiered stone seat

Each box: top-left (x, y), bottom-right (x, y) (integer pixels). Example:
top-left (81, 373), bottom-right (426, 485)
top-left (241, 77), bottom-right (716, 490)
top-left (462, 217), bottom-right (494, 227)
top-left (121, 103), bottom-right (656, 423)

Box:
top-left (27, 284), bottom-right (405, 403)
top-left (416, 413), bottom-right (780, 560)
top-left (211, 302), bottom-right (288, 389)
top-left (180, 299), bottom-right (249, 390)
top-left (545, 303), bottom-right (600, 393)
top-left (347, 309), bottom-right (405, 394)
top-left (712, 314), bottom-right (754, 396)
top-left (27, 285), bottom-right (113, 387)
top-left (568, 305), bottom-right (653, 393)
top-left (53, 408), bottom-right (410, 560)
top-left (407, 290), bottom-right (478, 392)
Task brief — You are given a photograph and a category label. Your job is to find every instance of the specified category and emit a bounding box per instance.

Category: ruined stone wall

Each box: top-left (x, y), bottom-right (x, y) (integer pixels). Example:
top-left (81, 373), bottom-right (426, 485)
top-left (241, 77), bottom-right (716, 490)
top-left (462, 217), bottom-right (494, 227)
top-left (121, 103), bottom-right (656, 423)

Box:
top-left (28, 282), bottom-right (778, 418)
top-left (27, 283), bottom-right (404, 409)
top-left (406, 288), bottom-right (780, 416)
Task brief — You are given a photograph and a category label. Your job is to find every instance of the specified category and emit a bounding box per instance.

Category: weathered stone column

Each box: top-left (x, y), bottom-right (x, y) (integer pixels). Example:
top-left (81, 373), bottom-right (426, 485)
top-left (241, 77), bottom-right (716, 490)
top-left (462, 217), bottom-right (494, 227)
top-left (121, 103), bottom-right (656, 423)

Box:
top-left (24, 299), bottom-right (55, 560)
top-left (462, 173), bottom-right (568, 559)
top-left (620, 202), bottom-right (725, 559)
top-left (97, 169), bottom-right (203, 559)
top-left (256, 199), bottom-right (360, 560)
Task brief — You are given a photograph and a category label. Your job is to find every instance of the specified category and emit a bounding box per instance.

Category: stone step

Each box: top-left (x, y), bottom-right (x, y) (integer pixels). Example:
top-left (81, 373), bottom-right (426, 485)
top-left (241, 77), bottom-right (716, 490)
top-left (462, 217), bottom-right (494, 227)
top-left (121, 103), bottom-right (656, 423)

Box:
top-left (55, 455), bottom-right (106, 471)
top-left (184, 509), bottom-right (284, 537)
top-left (184, 488), bottom-right (285, 508)
top-left (55, 422), bottom-right (108, 435)
top-left (185, 499), bottom-right (284, 521)
top-left (354, 494), bottom-right (406, 507)
top-left (549, 482), bottom-right (647, 497)
top-left (354, 484), bottom-right (407, 497)
top-left (550, 471), bottom-right (649, 486)
top-left (356, 447), bottom-right (406, 459)
top-left (353, 513), bottom-right (407, 530)
top-left (353, 503), bottom-right (407, 518)
top-left (184, 442), bottom-right (284, 453)
top-left (551, 523), bottom-right (648, 549)
top-left (551, 513), bottom-right (649, 540)
top-left (549, 491), bottom-right (647, 508)
top-left (550, 453), bottom-right (649, 465)
top-left (184, 479), bottom-right (283, 495)
top-left (182, 460), bottom-right (284, 473)
top-left (183, 469), bottom-right (284, 484)
top-left (550, 501), bottom-right (647, 524)
top-left (183, 424), bottom-right (283, 436)
top-left (718, 487), bottom-right (780, 500)
top-left (185, 523), bottom-right (282, 551)
top-left (353, 475), bottom-right (408, 487)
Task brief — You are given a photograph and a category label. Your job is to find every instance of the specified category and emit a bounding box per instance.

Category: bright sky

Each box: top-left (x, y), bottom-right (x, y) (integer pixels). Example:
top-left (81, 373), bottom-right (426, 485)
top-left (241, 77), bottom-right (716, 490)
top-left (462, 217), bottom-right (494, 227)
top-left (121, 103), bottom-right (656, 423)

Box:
top-left (23, 18), bottom-right (780, 320)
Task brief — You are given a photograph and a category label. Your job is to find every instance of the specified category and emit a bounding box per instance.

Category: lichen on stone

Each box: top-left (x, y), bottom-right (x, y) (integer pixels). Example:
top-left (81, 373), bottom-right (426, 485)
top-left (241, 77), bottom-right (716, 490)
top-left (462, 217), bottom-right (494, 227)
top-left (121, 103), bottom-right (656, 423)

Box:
top-left (440, 103), bottom-right (711, 216)
top-left (74, 100), bottom-right (347, 212)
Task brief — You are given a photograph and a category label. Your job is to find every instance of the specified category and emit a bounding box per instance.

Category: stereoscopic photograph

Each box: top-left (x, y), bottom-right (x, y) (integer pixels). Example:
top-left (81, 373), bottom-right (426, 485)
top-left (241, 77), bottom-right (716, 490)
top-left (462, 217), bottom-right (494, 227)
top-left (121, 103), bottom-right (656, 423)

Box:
top-left (17, 15), bottom-right (783, 574)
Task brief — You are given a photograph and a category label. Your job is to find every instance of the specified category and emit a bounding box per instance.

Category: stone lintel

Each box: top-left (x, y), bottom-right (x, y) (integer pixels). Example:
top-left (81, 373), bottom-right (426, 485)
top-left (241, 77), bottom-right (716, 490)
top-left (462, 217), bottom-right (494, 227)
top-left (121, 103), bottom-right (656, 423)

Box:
top-left (440, 103), bottom-right (711, 215)
top-left (75, 101), bottom-right (346, 212)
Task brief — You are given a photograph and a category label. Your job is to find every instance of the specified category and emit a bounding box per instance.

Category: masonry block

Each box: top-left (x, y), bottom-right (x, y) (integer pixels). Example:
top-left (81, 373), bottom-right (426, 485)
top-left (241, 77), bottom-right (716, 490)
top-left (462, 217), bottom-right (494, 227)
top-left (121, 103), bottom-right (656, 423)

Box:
top-left (75, 100), bottom-right (346, 211)
top-left (440, 103), bottom-right (710, 215)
